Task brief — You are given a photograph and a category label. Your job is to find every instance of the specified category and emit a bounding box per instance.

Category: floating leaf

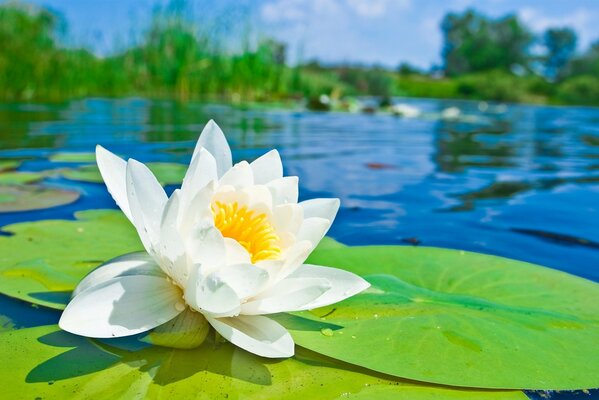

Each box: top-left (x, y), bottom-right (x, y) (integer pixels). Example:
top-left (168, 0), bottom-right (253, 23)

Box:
top-left (62, 162), bottom-right (187, 185)
top-left (49, 152), bottom-right (97, 163)
top-left (282, 246), bottom-right (599, 390)
top-left (0, 171), bottom-right (45, 185)
top-left (0, 325), bottom-right (526, 399)
top-left (0, 159), bottom-right (22, 171)
top-left (0, 210), bottom-right (142, 308)
top-left (0, 184), bottom-right (79, 213)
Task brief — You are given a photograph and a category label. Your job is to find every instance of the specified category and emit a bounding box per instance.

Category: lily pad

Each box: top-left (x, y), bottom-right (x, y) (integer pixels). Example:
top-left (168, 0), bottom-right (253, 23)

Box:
top-left (284, 246), bottom-right (599, 390)
top-left (49, 152), bottom-right (97, 163)
top-left (0, 325), bottom-right (526, 399)
top-left (0, 159), bottom-right (22, 171)
top-left (0, 171), bottom-right (46, 185)
top-left (62, 162), bottom-right (187, 186)
top-left (0, 185), bottom-right (80, 213)
top-left (0, 210), bottom-right (143, 308)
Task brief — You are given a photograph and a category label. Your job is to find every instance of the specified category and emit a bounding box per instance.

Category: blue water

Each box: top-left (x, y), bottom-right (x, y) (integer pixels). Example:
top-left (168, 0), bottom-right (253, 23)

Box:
top-left (1, 98), bottom-right (598, 398)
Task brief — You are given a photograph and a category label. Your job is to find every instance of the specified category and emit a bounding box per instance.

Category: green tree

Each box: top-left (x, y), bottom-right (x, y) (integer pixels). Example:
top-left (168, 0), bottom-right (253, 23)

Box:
top-left (441, 10), bottom-right (533, 76)
top-left (543, 27), bottom-right (577, 80)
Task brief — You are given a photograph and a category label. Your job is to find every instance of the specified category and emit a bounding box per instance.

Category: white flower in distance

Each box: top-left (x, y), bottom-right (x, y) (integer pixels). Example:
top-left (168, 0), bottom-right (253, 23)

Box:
top-left (59, 120), bottom-right (369, 358)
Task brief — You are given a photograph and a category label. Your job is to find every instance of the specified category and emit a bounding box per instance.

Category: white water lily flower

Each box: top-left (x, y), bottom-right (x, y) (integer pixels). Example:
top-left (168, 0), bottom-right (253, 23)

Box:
top-left (59, 120), bottom-right (369, 358)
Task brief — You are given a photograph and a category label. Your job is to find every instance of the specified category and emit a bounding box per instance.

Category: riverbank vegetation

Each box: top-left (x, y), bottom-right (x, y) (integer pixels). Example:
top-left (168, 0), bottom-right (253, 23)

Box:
top-left (1, 2), bottom-right (599, 105)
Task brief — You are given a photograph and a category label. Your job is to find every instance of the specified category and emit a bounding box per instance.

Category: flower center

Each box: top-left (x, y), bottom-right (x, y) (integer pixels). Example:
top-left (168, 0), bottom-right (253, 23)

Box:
top-left (212, 201), bottom-right (281, 263)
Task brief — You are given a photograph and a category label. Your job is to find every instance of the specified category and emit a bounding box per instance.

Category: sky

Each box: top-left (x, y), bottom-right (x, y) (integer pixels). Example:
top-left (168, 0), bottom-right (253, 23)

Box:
top-left (12, 0), bottom-right (599, 69)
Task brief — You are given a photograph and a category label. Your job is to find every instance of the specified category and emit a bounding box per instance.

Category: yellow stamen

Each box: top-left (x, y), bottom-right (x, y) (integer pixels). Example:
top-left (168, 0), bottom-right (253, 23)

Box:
top-left (212, 201), bottom-right (281, 263)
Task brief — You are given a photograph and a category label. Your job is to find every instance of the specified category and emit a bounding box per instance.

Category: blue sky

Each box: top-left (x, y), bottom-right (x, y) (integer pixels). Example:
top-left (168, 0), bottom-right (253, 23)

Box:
top-left (14, 0), bottom-right (599, 68)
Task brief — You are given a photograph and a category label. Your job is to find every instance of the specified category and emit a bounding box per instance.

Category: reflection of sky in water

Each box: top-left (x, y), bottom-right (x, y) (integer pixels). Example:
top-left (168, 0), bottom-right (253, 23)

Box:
top-left (1, 98), bottom-right (599, 286)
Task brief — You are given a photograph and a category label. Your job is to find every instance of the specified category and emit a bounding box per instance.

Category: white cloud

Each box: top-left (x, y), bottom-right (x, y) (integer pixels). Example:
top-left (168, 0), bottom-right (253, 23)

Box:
top-left (260, 0), bottom-right (307, 23)
top-left (346, 0), bottom-right (411, 17)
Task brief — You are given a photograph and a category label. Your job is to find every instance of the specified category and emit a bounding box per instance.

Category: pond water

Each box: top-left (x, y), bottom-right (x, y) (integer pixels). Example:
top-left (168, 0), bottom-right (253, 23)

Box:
top-left (0, 97), bottom-right (598, 399)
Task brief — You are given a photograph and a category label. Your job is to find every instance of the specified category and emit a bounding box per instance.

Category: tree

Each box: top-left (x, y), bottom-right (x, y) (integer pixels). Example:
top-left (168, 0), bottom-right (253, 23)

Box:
top-left (441, 9), bottom-right (533, 76)
top-left (543, 27), bottom-right (577, 80)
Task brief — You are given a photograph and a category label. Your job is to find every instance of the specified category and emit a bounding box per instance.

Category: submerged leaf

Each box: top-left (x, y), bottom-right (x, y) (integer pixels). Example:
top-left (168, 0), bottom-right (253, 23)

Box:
top-left (284, 246), bottom-right (599, 390)
top-left (0, 184), bottom-right (79, 212)
top-left (0, 325), bottom-right (527, 399)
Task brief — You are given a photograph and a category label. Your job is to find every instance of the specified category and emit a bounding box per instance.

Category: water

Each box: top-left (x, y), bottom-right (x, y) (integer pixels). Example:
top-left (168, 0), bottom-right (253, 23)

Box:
top-left (1, 98), bottom-right (598, 398)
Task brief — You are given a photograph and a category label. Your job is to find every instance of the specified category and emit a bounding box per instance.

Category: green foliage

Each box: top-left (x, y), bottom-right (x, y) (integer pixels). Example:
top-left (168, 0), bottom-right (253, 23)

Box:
top-left (441, 10), bottom-right (533, 76)
top-left (293, 246), bottom-right (599, 389)
top-left (556, 75), bottom-right (599, 105)
top-left (0, 325), bottom-right (527, 399)
top-left (543, 28), bottom-right (577, 80)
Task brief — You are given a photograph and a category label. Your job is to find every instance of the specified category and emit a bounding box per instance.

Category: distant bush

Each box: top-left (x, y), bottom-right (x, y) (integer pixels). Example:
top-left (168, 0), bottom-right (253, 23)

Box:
top-left (395, 76), bottom-right (460, 98)
top-left (455, 71), bottom-right (528, 102)
top-left (556, 76), bottom-right (599, 105)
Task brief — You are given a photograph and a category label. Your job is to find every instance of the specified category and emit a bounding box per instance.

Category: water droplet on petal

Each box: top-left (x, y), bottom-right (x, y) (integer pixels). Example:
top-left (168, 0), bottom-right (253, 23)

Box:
top-left (175, 302), bottom-right (186, 311)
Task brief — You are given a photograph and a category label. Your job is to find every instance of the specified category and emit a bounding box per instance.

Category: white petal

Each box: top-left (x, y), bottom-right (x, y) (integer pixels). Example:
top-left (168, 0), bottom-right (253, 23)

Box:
top-left (59, 275), bottom-right (182, 338)
top-left (242, 185), bottom-right (273, 214)
top-left (250, 150), bottom-right (282, 184)
top-left (288, 264), bottom-right (370, 309)
top-left (272, 203), bottom-right (303, 236)
top-left (299, 198), bottom-right (340, 222)
top-left (126, 159), bottom-right (168, 255)
top-left (219, 161), bottom-right (253, 189)
top-left (296, 217), bottom-right (331, 249)
top-left (215, 263), bottom-right (268, 299)
top-left (261, 241), bottom-right (313, 284)
top-left (266, 176), bottom-right (298, 206)
top-left (188, 223), bottom-right (225, 270)
top-left (158, 190), bottom-right (188, 285)
top-left (193, 120), bottom-right (232, 178)
top-left (179, 183), bottom-right (214, 237)
top-left (241, 277), bottom-right (330, 315)
top-left (73, 252), bottom-right (163, 297)
top-left (96, 145), bottom-right (132, 222)
top-left (185, 265), bottom-right (241, 318)
top-left (181, 148), bottom-right (217, 204)
top-left (207, 315), bottom-right (294, 358)
top-left (224, 238), bottom-right (251, 264)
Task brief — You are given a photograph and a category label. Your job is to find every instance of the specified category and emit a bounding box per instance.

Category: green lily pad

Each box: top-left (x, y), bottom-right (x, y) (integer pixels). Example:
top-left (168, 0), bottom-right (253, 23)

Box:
top-left (0, 325), bottom-right (526, 399)
top-left (0, 210), bottom-right (143, 308)
top-left (62, 162), bottom-right (187, 185)
top-left (49, 152), bottom-right (97, 163)
top-left (0, 171), bottom-right (46, 185)
top-left (0, 160), bottom-right (22, 171)
top-left (283, 246), bottom-right (599, 390)
top-left (0, 185), bottom-right (80, 213)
